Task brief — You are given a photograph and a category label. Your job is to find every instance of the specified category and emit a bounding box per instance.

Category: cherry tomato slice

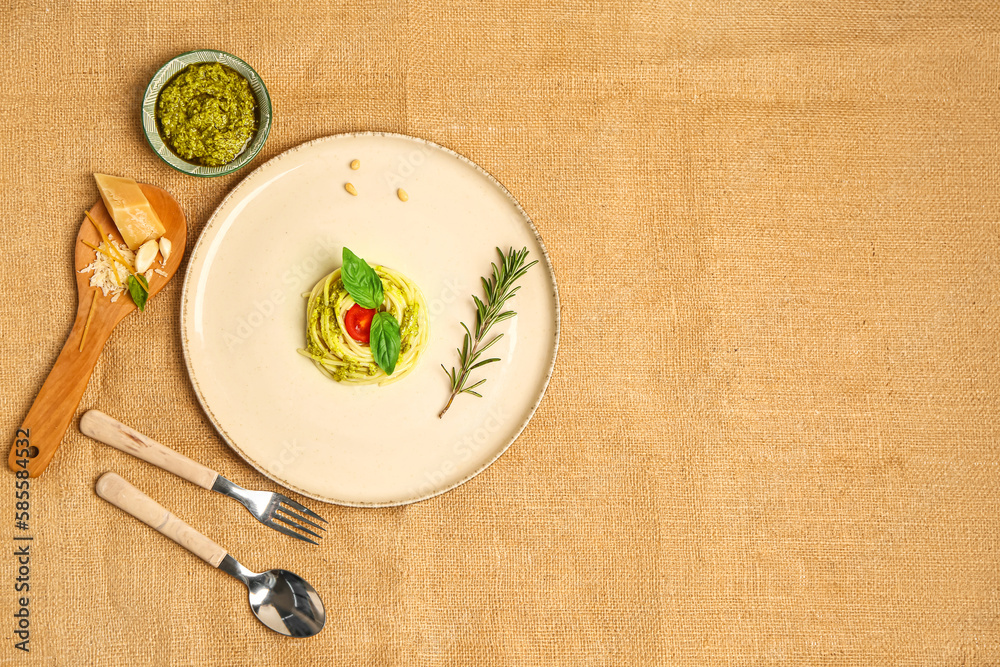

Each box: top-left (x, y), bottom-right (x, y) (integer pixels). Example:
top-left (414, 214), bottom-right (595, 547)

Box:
top-left (344, 303), bottom-right (377, 344)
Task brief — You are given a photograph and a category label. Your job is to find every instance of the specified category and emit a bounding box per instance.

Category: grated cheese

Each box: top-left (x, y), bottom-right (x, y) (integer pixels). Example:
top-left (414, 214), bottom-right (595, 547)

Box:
top-left (79, 240), bottom-right (136, 298)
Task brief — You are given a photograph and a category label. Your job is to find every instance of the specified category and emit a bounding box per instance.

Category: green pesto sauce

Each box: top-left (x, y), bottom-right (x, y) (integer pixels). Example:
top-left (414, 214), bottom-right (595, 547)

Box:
top-left (399, 304), bottom-right (418, 353)
top-left (157, 63), bottom-right (257, 167)
top-left (400, 304), bottom-right (418, 339)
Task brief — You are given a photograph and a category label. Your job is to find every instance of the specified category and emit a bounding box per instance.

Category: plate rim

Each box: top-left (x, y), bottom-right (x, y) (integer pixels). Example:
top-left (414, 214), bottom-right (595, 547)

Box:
top-left (180, 131), bottom-right (561, 507)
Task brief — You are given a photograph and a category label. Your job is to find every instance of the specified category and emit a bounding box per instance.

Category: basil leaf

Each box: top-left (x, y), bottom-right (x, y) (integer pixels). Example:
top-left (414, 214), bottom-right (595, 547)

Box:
top-left (369, 311), bottom-right (401, 375)
top-left (341, 247), bottom-right (384, 309)
top-left (127, 274), bottom-right (149, 312)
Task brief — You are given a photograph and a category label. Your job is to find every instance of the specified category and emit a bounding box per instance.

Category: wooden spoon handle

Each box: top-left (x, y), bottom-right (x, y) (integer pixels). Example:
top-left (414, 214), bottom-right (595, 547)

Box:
top-left (8, 298), bottom-right (111, 477)
top-left (95, 472), bottom-right (228, 568)
top-left (80, 410), bottom-right (219, 490)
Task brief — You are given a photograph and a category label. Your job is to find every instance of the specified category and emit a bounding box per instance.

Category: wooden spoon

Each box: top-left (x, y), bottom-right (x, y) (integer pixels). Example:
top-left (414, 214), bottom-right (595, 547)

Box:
top-left (7, 185), bottom-right (186, 477)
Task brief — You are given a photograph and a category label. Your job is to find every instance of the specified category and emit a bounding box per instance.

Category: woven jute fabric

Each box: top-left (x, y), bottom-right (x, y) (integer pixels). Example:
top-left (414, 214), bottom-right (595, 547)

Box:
top-left (2, 0), bottom-right (999, 664)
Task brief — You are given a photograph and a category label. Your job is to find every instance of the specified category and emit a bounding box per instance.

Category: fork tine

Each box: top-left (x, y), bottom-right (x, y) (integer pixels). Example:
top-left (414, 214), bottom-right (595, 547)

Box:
top-left (265, 518), bottom-right (319, 545)
top-left (276, 503), bottom-right (327, 531)
top-left (272, 512), bottom-right (323, 541)
top-left (277, 495), bottom-right (328, 523)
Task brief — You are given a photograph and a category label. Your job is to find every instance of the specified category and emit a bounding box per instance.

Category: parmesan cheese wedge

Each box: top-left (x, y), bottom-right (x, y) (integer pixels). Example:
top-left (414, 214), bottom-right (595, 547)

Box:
top-left (94, 173), bottom-right (166, 251)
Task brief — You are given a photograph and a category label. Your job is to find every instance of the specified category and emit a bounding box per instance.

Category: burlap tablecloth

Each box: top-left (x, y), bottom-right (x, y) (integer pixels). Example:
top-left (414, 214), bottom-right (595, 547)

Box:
top-left (2, 1), bottom-right (998, 664)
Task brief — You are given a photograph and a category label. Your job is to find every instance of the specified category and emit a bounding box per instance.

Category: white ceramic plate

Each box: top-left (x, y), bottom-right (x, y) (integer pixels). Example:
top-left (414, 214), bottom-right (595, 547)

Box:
top-left (181, 133), bottom-right (559, 506)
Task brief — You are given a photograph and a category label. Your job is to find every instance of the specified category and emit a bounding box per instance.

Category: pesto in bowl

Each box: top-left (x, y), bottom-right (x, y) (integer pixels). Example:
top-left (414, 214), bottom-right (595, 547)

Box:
top-left (157, 63), bottom-right (257, 167)
top-left (142, 50), bottom-right (272, 177)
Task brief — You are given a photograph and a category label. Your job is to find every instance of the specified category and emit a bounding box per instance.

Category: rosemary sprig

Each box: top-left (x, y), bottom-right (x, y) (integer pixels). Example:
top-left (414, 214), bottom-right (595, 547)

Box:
top-left (439, 246), bottom-right (537, 418)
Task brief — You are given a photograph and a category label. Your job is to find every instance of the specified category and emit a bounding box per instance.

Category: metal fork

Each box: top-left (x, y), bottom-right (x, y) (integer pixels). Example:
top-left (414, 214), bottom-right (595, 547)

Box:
top-left (80, 409), bottom-right (327, 544)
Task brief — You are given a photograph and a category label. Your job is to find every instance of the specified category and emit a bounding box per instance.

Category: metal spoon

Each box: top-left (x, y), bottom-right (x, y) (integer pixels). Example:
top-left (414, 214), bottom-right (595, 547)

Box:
top-left (95, 472), bottom-right (326, 638)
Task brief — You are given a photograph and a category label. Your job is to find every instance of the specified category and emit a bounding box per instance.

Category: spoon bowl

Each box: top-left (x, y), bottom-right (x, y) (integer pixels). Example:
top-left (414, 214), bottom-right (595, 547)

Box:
top-left (219, 557), bottom-right (326, 638)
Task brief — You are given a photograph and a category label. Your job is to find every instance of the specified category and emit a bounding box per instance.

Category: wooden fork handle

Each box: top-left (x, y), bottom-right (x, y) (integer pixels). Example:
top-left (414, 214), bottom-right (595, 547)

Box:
top-left (80, 410), bottom-right (219, 490)
top-left (95, 472), bottom-right (228, 568)
top-left (8, 300), bottom-right (112, 477)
